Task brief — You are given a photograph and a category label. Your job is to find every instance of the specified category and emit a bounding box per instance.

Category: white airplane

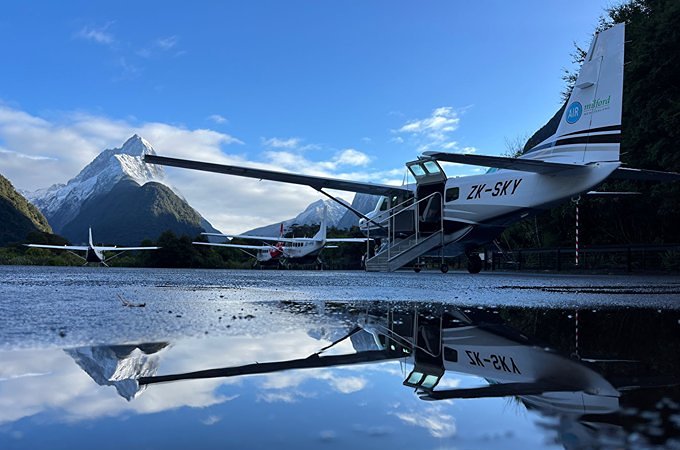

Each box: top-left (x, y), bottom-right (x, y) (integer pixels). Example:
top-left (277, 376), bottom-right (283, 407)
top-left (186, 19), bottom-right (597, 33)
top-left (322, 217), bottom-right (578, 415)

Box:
top-left (144, 23), bottom-right (680, 273)
top-left (137, 305), bottom-right (622, 417)
top-left (25, 227), bottom-right (160, 266)
top-left (193, 206), bottom-right (369, 268)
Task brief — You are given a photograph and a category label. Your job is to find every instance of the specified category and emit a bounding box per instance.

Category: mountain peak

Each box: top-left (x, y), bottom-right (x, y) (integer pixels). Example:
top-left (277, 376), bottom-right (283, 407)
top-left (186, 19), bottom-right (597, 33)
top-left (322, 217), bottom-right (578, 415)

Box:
top-left (28, 135), bottom-right (168, 232)
top-left (120, 134), bottom-right (156, 157)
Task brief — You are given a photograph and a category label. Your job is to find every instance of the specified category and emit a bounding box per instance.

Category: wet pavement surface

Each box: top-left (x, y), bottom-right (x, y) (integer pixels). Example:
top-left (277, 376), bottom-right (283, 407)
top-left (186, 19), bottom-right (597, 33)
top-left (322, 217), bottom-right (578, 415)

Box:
top-left (1, 266), bottom-right (679, 449)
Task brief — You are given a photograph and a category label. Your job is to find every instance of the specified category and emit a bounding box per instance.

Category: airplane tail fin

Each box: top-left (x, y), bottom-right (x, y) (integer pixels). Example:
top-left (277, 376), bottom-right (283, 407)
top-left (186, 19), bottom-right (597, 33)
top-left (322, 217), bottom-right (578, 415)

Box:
top-left (89, 227), bottom-right (94, 247)
top-left (526, 23), bottom-right (625, 164)
top-left (313, 205), bottom-right (328, 241)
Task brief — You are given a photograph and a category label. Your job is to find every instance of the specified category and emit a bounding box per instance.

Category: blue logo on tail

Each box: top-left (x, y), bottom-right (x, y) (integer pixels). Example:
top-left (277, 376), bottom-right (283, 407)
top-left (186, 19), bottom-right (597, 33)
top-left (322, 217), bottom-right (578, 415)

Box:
top-left (566, 101), bottom-right (582, 124)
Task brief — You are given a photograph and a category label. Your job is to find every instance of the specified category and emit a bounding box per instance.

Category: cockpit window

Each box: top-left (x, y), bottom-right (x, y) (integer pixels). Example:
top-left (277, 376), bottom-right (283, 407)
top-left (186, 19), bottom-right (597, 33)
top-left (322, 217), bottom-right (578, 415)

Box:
top-left (421, 374), bottom-right (440, 389)
top-left (423, 161), bottom-right (442, 174)
top-left (409, 164), bottom-right (426, 177)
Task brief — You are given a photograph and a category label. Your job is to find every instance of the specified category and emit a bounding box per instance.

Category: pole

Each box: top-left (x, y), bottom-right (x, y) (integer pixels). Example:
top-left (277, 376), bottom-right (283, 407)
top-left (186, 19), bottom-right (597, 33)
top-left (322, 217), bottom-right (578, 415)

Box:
top-left (573, 196), bottom-right (580, 267)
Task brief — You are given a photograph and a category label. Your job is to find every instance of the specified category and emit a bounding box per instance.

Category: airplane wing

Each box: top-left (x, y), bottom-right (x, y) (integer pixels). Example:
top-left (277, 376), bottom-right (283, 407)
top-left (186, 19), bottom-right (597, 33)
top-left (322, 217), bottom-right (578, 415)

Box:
top-left (202, 233), bottom-right (300, 243)
top-left (193, 242), bottom-right (271, 250)
top-left (418, 382), bottom-right (573, 400)
top-left (202, 232), bottom-right (232, 240)
top-left (608, 167), bottom-right (680, 182)
top-left (422, 151), bottom-right (586, 175)
top-left (24, 244), bottom-right (89, 251)
top-left (144, 154), bottom-right (411, 196)
top-left (95, 246), bottom-right (161, 251)
top-left (425, 151), bottom-right (680, 181)
top-left (326, 238), bottom-right (371, 243)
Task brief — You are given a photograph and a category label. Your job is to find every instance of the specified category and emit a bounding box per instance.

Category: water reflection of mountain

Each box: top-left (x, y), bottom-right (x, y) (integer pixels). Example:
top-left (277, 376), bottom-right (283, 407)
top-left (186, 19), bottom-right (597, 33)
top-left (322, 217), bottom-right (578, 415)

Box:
top-left (65, 343), bottom-right (168, 400)
top-left (137, 303), bottom-right (680, 449)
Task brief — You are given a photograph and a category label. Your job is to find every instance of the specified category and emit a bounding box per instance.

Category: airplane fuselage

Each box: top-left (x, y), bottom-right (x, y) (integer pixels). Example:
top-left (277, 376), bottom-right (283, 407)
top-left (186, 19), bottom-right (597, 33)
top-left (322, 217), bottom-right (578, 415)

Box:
top-left (360, 162), bottom-right (619, 253)
top-left (255, 239), bottom-right (325, 264)
top-left (85, 247), bottom-right (105, 263)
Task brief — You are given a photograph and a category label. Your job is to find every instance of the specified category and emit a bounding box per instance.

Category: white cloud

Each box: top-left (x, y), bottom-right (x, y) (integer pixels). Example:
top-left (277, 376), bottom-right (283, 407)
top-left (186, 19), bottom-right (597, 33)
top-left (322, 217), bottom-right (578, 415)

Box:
top-left (394, 405), bottom-right (456, 438)
top-left (333, 149), bottom-right (370, 167)
top-left (262, 137), bottom-right (302, 149)
top-left (0, 104), bottom-right (403, 234)
top-left (155, 36), bottom-right (178, 50)
top-left (395, 106), bottom-right (465, 153)
top-left (208, 114), bottom-right (228, 124)
top-left (75, 24), bottom-right (115, 46)
top-left (265, 148), bottom-right (373, 173)
top-left (138, 36), bottom-right (182, 59)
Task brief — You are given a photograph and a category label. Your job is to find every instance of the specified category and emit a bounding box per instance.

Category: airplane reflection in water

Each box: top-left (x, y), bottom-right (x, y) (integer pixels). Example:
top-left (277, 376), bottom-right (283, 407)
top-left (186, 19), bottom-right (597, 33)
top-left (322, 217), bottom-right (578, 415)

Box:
top-left (68, 304), bottom-right (680, 448)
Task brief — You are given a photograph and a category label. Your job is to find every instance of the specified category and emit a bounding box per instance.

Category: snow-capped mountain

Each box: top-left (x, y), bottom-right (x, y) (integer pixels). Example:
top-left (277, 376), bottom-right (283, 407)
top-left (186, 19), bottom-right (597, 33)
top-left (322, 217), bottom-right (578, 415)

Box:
top-left (243, 198), bottom-right (350, 236)
top-left (27, 135), bottom-right (168, 232)
top-left (65, 343), bottom-right (168, 401)
top-left (336, 193), bottom-right (381, 229)
top-left (26, 135), bottom-right (219, 244)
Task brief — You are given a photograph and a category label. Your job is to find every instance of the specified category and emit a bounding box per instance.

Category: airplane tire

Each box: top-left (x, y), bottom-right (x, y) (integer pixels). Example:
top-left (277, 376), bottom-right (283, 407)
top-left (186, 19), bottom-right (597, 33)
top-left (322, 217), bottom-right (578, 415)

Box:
top-left (440, 264), bottom-right (449, 274)
top-left (467, 254), bottom-right (482, 274)
top-left (413, 264), bottom-right (422, 273)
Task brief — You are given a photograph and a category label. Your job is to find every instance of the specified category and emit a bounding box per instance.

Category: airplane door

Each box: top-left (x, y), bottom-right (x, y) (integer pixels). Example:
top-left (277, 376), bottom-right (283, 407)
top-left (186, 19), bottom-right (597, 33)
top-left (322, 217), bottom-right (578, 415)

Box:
top-left (406, 159), bottom-right (447, 232)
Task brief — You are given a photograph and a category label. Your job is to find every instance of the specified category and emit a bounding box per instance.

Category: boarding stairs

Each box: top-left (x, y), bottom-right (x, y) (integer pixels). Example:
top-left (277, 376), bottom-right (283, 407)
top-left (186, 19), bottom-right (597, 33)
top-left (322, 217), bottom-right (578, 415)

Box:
top-left (365, 192), bottom-right (445, 272)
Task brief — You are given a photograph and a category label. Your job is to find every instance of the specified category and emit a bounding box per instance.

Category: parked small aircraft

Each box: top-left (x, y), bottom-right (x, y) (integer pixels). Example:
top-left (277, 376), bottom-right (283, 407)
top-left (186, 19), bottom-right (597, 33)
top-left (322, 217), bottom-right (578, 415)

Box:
top-left (25, 228), bottom-right (160, 266)
top-left (145, 23), bottom-right (680, 273)
top-left (137, 305), bottom-right (625, 416)
top-left (193, 206), bottom-right (368, 268)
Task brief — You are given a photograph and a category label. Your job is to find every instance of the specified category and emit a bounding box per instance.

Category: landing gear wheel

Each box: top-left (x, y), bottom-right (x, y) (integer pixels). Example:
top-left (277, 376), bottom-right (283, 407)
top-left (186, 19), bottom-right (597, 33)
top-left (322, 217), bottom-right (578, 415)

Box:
top-left (467, 253), bottom-right (482, 274)
top-left (413, 264), bottom-right (422, 273)
top-left (440, 264), bottom-right (449, 273)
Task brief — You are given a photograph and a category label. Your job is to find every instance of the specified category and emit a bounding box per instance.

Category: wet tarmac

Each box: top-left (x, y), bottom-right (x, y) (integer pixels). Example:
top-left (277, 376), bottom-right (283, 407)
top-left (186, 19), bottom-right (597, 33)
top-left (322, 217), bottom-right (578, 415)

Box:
top-left (0, 265), bottom-right (679, 449)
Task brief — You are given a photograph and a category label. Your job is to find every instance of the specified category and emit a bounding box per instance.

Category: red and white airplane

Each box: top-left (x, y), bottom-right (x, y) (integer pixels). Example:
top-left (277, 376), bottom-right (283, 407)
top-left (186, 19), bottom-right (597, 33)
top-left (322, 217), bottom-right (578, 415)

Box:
top-left (193, 206), bottom-right (369, 267)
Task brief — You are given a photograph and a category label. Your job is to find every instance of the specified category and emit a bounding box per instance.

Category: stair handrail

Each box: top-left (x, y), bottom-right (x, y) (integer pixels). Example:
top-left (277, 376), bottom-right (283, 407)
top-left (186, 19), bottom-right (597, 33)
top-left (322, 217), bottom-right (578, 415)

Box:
top-left (380, 191), bottom-right (443, 261)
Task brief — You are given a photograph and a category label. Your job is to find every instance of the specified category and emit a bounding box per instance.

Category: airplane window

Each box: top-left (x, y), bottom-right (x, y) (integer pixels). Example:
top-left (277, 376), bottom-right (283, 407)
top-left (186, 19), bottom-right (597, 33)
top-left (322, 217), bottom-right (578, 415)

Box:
top-left (406, 371), bottom-right (423, 385)
top-left (423, 161), bottom-right (441, 174)
top-left (421, 375), bottom-right (440, 389)
top-left (380, 199), bottom-right (388, 211)
top-left (444, 347), bottom-right (458, 362)
top-left (409, 165), bottom-right (426, 177)
top-left (445, 187), bottom-right (459, 202)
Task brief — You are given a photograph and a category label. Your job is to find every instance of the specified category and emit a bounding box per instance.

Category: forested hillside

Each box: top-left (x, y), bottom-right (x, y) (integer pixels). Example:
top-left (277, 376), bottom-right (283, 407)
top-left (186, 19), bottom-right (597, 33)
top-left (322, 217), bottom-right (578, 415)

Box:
top-left (503, 0), bottom-right (680, 249)
top-left (0, 174), bottom-right (53, 246)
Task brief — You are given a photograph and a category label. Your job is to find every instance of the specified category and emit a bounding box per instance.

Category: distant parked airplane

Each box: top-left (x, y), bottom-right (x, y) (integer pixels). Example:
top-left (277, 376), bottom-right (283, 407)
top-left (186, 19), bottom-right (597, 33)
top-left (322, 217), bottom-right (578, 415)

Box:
top-left (25, 228), bottom-right (160, 266)
top-left (194, 207), bottom-right (369, 268)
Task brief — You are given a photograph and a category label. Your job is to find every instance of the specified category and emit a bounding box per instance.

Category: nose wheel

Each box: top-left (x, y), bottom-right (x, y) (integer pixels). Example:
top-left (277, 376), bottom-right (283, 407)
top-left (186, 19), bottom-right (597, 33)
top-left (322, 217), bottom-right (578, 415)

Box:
top-left (440, 263), bottom-right (449, 273)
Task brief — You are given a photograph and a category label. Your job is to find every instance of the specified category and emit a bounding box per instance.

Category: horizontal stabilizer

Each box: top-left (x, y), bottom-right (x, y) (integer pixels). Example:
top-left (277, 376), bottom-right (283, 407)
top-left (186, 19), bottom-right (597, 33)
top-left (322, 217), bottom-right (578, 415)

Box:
top-left (609, 167), bottom-right (680, 182)
top-left (145, 154), bottom-right (410, 196)
top-left (422, 151), bottom-right (586, 175)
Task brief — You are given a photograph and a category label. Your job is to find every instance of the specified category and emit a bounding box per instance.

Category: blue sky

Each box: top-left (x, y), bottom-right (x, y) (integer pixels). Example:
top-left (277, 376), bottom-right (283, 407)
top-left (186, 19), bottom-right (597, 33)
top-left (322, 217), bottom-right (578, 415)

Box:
top-left (0, 1), bottom-right (615, 232)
